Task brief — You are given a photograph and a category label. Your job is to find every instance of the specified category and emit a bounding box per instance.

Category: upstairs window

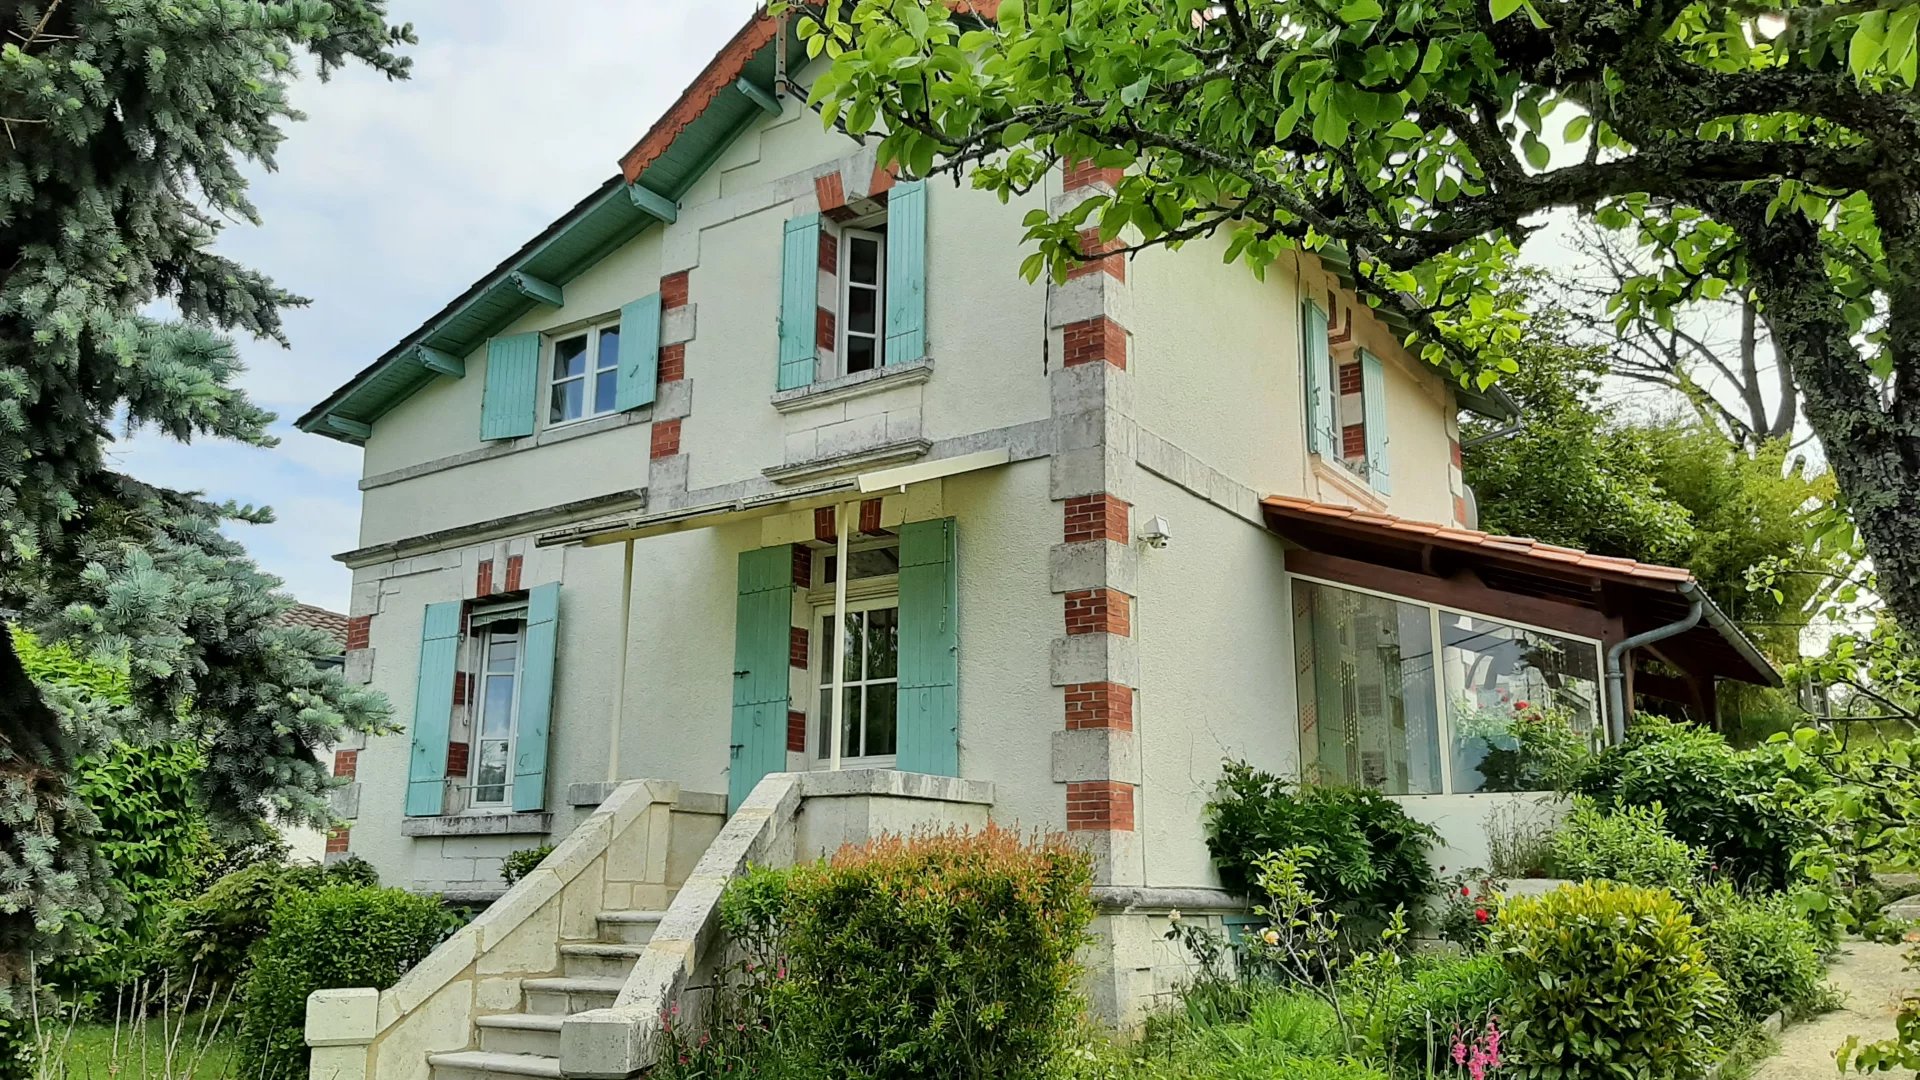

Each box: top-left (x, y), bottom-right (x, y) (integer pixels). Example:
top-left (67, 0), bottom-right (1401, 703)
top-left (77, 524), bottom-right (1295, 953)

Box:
top-left (549, 320), bottom-right (621, 425)
top-left (838, 228), bottom-right (887, 375)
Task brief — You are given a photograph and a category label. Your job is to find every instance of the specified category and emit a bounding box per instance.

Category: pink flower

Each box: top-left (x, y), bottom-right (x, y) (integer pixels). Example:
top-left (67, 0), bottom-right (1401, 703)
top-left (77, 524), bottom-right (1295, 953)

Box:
top-left (1452, 1039), bottom-right (1469, 1066)
top-left (777, 965), bottom-right (788, 980)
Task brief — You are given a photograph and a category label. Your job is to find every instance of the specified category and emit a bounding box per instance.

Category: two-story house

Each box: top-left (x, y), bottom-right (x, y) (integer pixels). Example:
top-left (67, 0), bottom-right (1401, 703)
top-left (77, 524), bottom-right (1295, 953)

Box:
top-left (297, 10), bottom-right (1778, 1044)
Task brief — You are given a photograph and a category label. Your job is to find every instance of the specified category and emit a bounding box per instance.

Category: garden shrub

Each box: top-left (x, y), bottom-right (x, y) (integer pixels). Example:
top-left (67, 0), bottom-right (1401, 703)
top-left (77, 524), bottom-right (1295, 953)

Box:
top-left (1546, 798), bottom-right (1705, 890)
top-left (1575, 716), bottom-right (1819, 890)
top-left (1363, 952), bottom-right (1511, 1075)
top-left (238, 884), bottom-right (459, 1080)
top-left (166, 857), bottom-right (379, 993)
top-left (718, 824), bottom-right (1095, 1080)
top-left (1495, 880), bottom-right (1726, 1080)
top-left (501, 845), bottom-right (554, 886)
top-left (1687, 882), bottom-right (1828, 1020)
top-left (1204, 762), bottom-right (1438, 926)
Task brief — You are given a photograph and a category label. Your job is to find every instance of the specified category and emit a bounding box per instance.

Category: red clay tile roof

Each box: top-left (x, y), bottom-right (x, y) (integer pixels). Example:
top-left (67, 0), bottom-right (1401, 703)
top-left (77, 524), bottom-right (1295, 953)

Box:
top-left (277, 604), bottom-right (350, 652)
top-left (1261, 495), bottom-right (1696, 585)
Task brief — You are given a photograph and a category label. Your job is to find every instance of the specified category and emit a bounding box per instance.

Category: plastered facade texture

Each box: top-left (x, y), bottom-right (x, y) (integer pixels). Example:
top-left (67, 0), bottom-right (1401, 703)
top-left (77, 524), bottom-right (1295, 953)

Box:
top-left (328, 58), bottom-right (1489, 1020)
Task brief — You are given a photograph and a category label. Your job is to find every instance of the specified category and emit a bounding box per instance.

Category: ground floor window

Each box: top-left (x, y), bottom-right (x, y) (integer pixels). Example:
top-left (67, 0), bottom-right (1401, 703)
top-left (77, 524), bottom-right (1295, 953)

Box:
top-left (470, 611), bottom-right (524, 807)
top-left (815, 600), bottom-right (899, 763)
top-left (1293, 577), bottom-right (1604, 795)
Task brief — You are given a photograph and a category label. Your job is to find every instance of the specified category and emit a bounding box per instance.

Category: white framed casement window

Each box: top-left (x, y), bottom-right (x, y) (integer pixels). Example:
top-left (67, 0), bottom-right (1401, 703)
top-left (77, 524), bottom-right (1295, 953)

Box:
top-left (469, 612), bottom-right (525, 808)
top-left (807, 538), bottom-right (902, 766)
top-left (548, 319), bottom-right (622, 425)
top-left (838, 228), bottom-right (887, 376)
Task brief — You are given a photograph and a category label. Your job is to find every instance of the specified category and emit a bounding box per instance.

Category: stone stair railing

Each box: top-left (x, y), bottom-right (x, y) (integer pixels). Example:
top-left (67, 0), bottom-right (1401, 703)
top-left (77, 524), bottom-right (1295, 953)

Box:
top-left (305, 780), bottom-right (725, 1080)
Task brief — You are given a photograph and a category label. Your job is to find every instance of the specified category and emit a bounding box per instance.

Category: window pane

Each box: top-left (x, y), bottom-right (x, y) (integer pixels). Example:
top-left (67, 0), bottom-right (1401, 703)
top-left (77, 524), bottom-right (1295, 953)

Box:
top-left (848, 286), bottom-right (877, 335)
top-left (1293, 580), bottom-right (1442, 795)
top-left (839, 612), bottom-right (861, 681)
top-left (550, 378), bottom-right (583, 423)
top-left (846, 335), bottom-right (878, 374)
top-left (553, 336), bottom-right (588, 379)
top-left (487, 635), bottom-right (518, 672)
top-left (475, 740), bottom-right (509, 803)
top-left (817, 687), bottom-right (834, 757)
top-left (481, 676), bottom-right (515, 738)
top-left (849, 548), bottom-right (900, 580)
top-left (865, 607), bottom-right (898, 680)
top-left (849, 236), bottom-right (880, 284)
top-left (594, 368), bottom-right (618, 414)
top-left (596, 326), bottom-right (621, 371)
top-left (1442, 612), bottom-right (1602, 794)
top-left (864, 684), bottom-right (897, 756)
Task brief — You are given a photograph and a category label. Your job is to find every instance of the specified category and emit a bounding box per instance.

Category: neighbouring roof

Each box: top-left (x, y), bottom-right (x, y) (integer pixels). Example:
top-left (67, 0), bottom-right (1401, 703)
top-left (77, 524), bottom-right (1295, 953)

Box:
top-left (276, 604), bottom-right (350, 654)
top-left (1262, 495), bottom-right (1781, 688)
top-left (299, 6), bottom-right (1513, 445)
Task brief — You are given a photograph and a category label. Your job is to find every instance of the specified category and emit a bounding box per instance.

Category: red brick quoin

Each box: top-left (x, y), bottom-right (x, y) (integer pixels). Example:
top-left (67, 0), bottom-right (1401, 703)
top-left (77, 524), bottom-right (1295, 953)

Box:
top-left (333, 749), bottom-right (359, 779)
top-left (1063, 157), bottom-right (1125, 190)
top-left (790, 626), bottom-right (809, 669)
top-left (1066, 228), bottom-right (1126, 283)
top-left (505, 554), bottom-right (524, 593)
top-left (345, 615), bottom-right (372, 652)
top-left (1065, 682), bottom-right (1133, 731)
top-left (475, 559), bottom-right (495, 598)
top-left (1067, 781), bottom-right (1135, 831)
top-left (1062, 317), bottom-right (1128, 370)
top-left (324, 826), bottom-right (350, 855)
top-left (1064, 494), bottom-right (1130, 545)
top-left (660, 271), bottom-right (690, 311)
top-left (658, 343), bottom-right (686, 385)
top-left (1065, 589), bottom-right (1132, 636)
top-left (788, 710), bottom-right (809, 753)
top-left (651, 418), bottom-right (682, 459)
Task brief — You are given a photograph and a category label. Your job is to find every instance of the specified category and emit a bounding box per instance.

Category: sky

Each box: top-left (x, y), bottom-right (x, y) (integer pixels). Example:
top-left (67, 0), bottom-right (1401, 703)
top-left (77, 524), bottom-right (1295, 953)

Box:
top-left (108, 2), bottom-right (760, 613)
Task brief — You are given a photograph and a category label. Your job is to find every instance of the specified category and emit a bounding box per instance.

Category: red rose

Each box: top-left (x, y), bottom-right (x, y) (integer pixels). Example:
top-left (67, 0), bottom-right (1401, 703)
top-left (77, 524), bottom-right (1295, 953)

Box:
top-left (1475, 908), bottom-right (1490, 923)
top-left (1461, 886), bottom-right (1472, 896)
top-left (1514, 699), bottom-right (1532, 710)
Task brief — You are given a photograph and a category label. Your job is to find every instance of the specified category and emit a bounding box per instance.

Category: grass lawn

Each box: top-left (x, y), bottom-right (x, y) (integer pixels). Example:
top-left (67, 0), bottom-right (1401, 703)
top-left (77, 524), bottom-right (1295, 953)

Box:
top-left (37, 1011), bottom-right (244, 1080)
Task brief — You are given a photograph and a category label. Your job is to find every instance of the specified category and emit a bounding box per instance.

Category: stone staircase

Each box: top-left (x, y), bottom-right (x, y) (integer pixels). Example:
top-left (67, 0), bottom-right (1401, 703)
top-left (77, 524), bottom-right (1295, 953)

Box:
top-left (427, 910), bottom-right (666, 1080)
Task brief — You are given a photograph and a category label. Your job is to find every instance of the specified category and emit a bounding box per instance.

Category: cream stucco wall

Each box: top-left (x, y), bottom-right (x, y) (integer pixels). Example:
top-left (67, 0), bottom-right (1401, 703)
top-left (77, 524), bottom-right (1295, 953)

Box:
top-left (1127, 239), bottom-right (1461, 525)
top-left (1130, 472), bottom-right (1298, 888)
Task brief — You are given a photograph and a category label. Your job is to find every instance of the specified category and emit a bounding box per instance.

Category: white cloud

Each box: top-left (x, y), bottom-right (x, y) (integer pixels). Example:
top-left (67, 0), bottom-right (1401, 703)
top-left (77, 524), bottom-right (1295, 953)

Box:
top-left (112, 0), bottom-right (754, 612)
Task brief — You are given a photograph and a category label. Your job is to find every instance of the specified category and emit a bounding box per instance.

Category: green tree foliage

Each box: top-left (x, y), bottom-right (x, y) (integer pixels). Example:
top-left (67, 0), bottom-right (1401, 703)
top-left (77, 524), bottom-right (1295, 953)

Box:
top-left (1460, 313), bottom-right (1697, 565)
top-left (0, 2), bottom-right (412, 1067)
top-left (790, 0), bottom-right (1920, 647)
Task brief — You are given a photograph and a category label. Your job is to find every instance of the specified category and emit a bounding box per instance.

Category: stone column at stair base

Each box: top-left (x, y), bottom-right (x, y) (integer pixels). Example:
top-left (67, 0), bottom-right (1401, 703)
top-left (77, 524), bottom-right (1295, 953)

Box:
top-left (307, 987), bottom-right (378, 1080)
top-left (1081, 888), bottom-right (1247, 1029)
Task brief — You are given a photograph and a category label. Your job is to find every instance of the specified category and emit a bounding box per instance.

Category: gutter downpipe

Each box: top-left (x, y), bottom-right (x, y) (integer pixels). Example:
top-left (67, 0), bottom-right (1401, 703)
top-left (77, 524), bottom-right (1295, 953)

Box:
top-left (1604, 579), bottom-right (1705, 744)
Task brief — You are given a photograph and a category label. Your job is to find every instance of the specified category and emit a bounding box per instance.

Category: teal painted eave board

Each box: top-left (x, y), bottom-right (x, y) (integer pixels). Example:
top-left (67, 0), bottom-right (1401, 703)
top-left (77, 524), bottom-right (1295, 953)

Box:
top-left (297, 175), bottom-right (670, 441)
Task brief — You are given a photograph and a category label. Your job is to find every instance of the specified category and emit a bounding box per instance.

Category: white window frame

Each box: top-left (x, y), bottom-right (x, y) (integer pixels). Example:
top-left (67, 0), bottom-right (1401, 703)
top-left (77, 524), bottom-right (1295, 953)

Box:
top-left (469, 617), bottom-right (526, 810)
top-left (547, 318), bottom-right (622, 427)
top-left (807, 534), bottom-right (901, 769)
top-left (1286, 570), bottom-right (1608, 797)
top-left (836, 227), bottom-right (887, 378)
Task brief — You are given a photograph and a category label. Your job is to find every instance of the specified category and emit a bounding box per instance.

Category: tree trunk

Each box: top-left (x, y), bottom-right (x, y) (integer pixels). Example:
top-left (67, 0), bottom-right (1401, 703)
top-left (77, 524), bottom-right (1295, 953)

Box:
top-left (1716, 191), bottom-right (1920, 636)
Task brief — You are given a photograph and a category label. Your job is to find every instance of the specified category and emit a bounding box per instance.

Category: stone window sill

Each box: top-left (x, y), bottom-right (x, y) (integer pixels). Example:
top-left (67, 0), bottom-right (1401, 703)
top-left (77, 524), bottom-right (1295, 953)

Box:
top-left (771, 357), bottom-right (932, 414)
top-left (400, 811), bottom-right (552, 838)
top-left (1311, 455), bottom-right (1387, 512)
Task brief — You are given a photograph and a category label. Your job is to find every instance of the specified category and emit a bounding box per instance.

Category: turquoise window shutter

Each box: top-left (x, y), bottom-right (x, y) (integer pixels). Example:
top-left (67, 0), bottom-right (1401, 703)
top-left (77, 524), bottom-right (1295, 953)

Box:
top-left (481, 333), bottom-right (541, 440)
top-left (778, 214), bottom-right (821, 391)
top-left (405, 602), bottom-right (463, 817)
top-left (614, 292), bottom-right (662, 412)
top-left (513, 582), bottom-right (561, 812)
top-left (1360, 349), bottom-right (1392, 493)
top-left (884, 179), bottom-right (928, 364)
top-left (897, 517), bottom-right (959, 777)
top-left (730, 546), bottom-right (794, 811)
top-left (1301, 301), bottom-right (1334, 455)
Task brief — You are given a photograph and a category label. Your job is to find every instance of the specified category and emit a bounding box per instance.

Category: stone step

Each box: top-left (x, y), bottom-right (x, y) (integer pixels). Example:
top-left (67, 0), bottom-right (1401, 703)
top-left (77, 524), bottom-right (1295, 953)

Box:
top-left (427, 1050), bottom-right (562, 1080)
top-left (474, 1013), bottom-right (564, 1058)
top-left (595, 909), bottom-right (667, 946)
top-left (520, 976), bottom-right (624, 1016)
top-left (559, 942), bottom-right (647, 980)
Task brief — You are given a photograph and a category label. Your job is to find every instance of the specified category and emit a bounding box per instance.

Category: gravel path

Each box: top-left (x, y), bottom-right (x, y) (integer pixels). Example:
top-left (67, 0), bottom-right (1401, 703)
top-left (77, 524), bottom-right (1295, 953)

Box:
top-left (1750, 940), bottom-right (1914, 1080)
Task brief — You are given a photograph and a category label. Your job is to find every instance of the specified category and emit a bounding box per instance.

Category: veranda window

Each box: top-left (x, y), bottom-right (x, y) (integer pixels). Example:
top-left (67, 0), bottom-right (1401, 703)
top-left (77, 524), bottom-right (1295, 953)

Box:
top-left (1293, 577), bottom-right (1605, 795)
top-left (815, 600), bottom-right (899, 763)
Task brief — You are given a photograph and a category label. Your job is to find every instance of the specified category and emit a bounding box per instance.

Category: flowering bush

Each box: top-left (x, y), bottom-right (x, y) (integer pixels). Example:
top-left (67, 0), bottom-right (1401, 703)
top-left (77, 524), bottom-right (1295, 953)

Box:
top-left (1435, 870), bottom-right (1503, 951)
top-left (673, 825), bottom-right (1094, 1080)
top-left (1545, 798), bottom-right (1705, 891)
